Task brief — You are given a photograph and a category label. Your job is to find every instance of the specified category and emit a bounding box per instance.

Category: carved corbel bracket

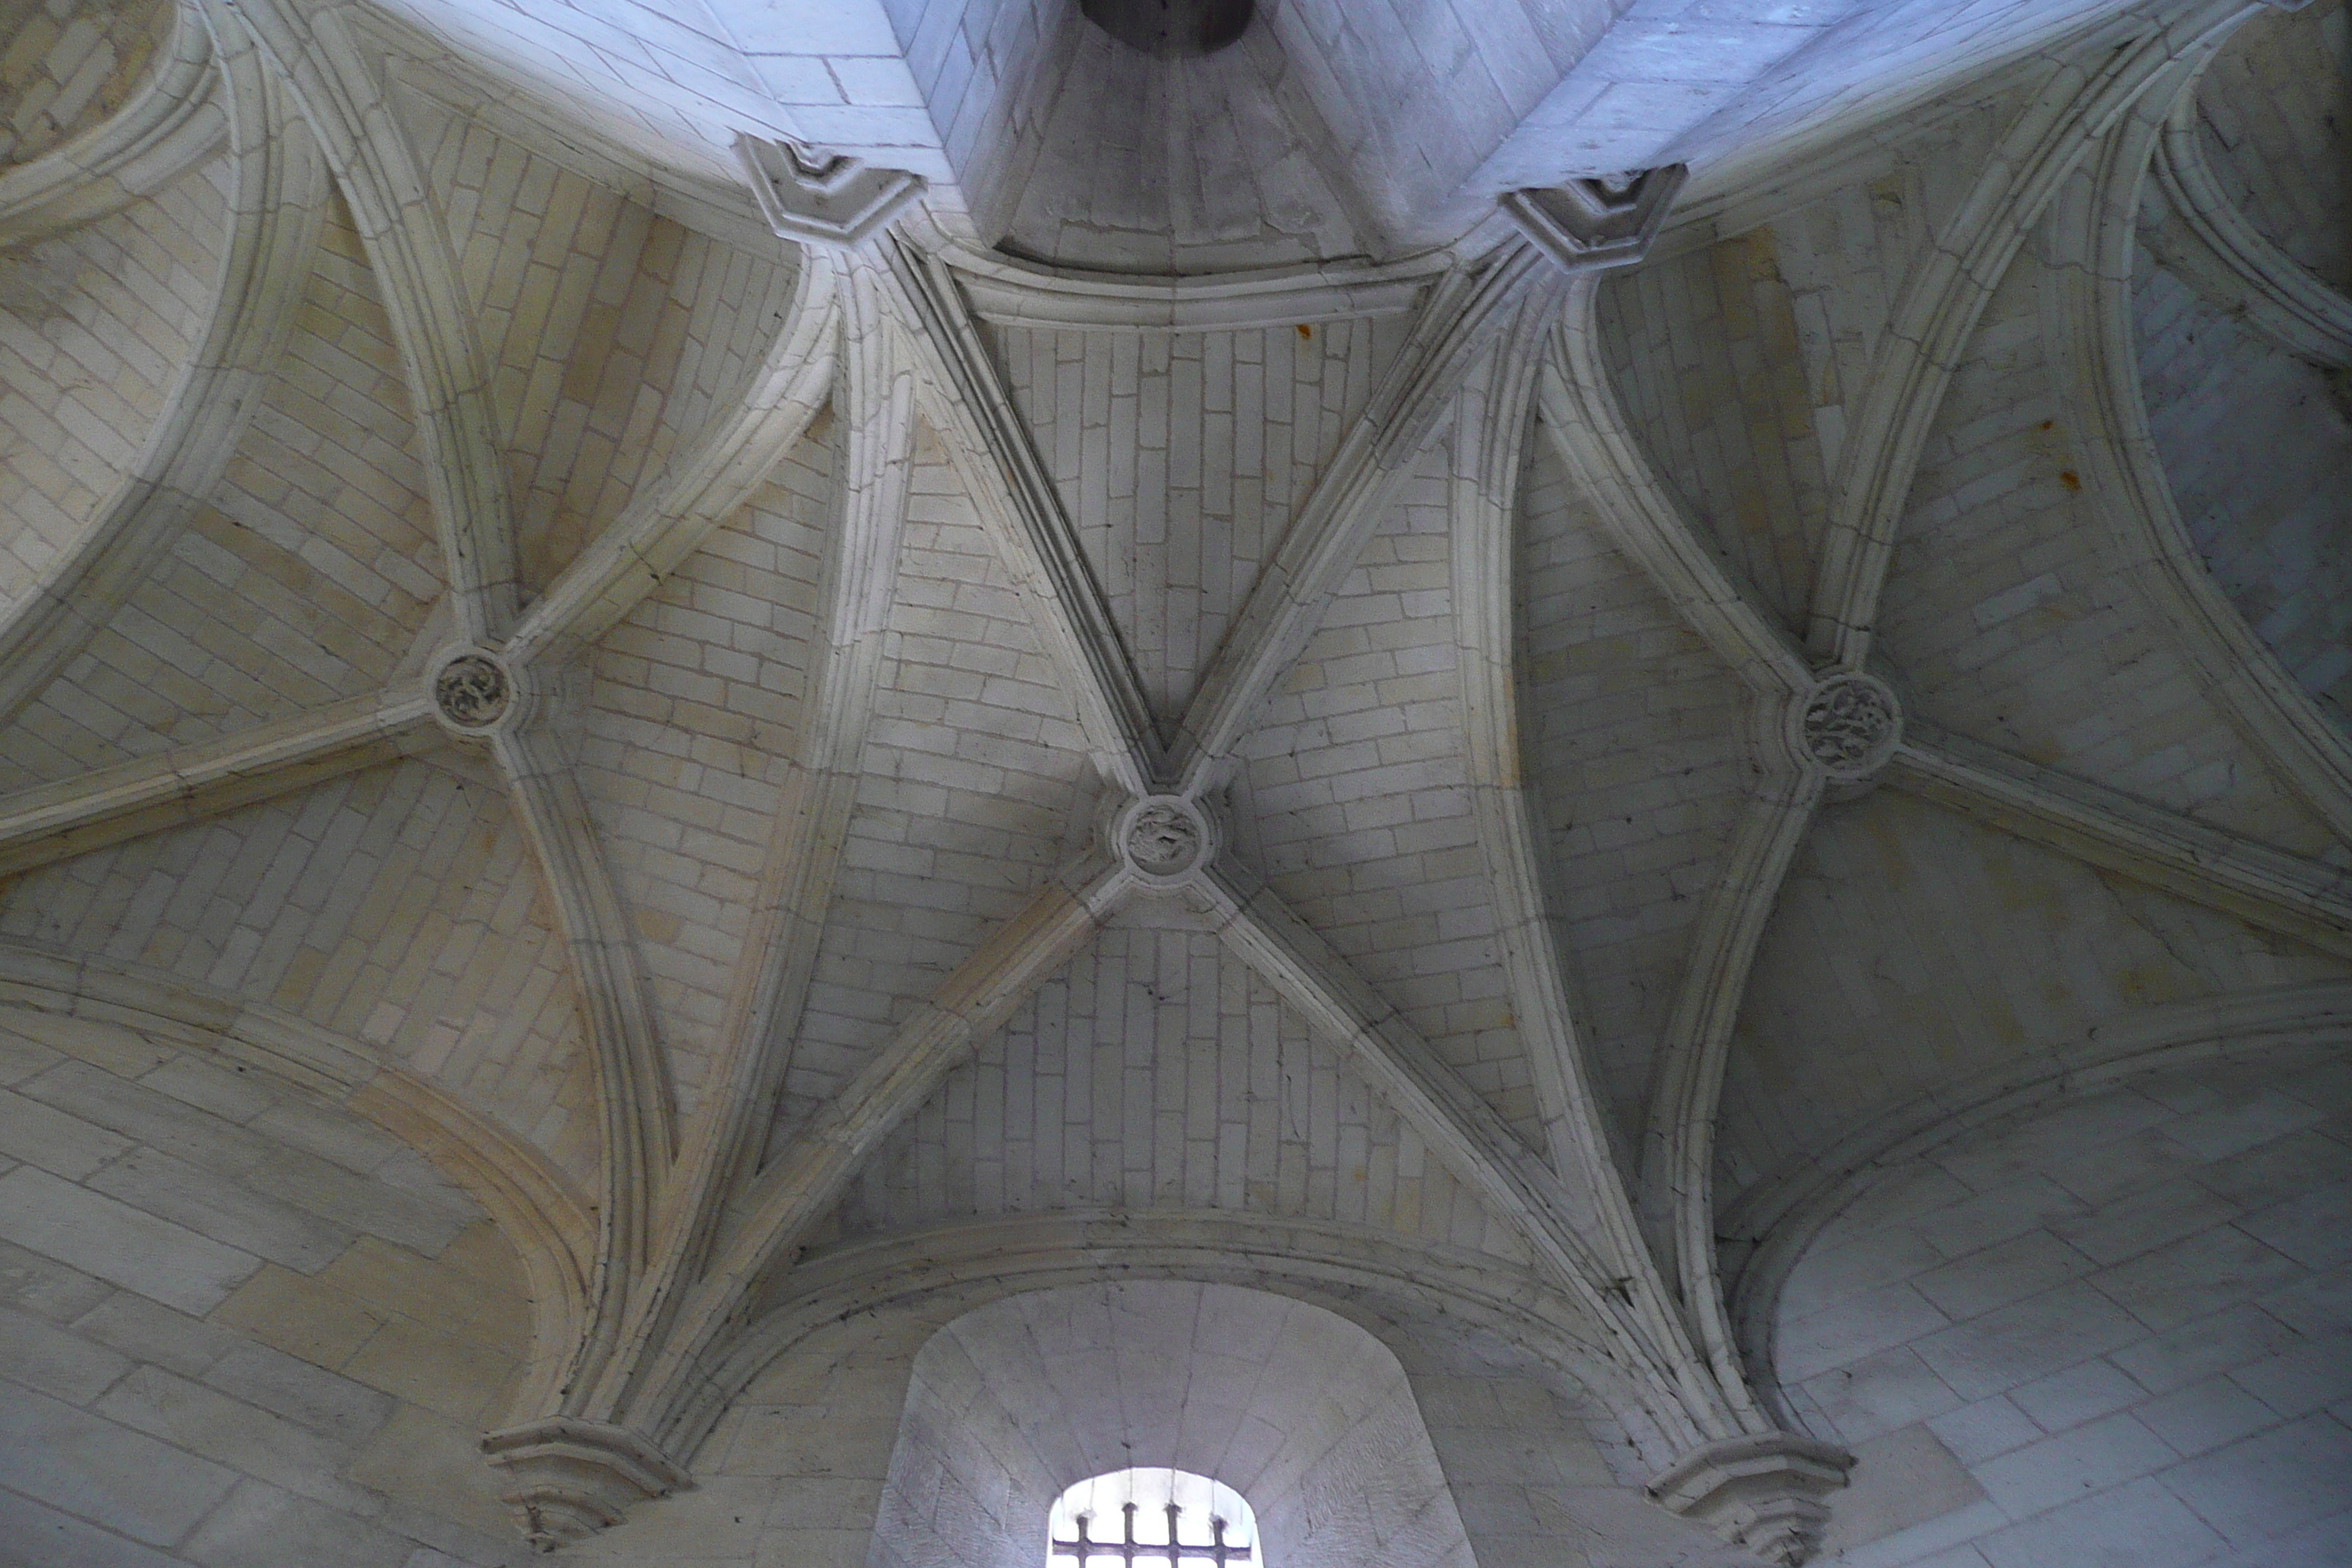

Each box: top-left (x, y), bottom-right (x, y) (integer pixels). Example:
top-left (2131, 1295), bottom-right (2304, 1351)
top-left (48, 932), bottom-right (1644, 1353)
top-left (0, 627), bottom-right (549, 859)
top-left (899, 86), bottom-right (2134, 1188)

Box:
top-left (1648, 1431), bottom-right (1855, 1565)
top-left (1500, 164), bottom-right (1689, 274)
top-left (736, 132), bottom-right (925, 249)
top-left (480, 1417), bottom-right (691, 1552)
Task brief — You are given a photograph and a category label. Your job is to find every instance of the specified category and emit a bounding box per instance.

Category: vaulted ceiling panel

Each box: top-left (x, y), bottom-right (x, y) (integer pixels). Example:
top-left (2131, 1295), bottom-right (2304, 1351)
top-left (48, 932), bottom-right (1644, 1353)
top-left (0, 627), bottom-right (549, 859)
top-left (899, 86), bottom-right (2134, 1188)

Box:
top-left (0, 149), bottom-right (228, 617)
top-left (2192, 0), bottom-right (2345, 293)
top-left (0, 756), bottom-right (598, 1184)
top-left (1232, 449), bottom-right (1539, 1147)
top-left (827, 915), bottom-right (1533, 1265)
top-left (0, 190), bottom-right (445, 791)
top-left (1596, 229), bottom-right (1830, 630)
top-left (578, 424), bottom-right (834, 1120)
top-left (778, 426), bottom-right (1096, 1128)
top-left (983, 313), bottom-right (1409, 722)
top-left (1515, 421), bottom-right (1751, 1139)
top-left (396, 79), bottom-right (802, 596)
top-left (2135, 265), bottom-right (2352, 742)
top-left (1716, 788), bottom-right (2352, 1203)
top-left (1873, 250), bottom-right (2342, 860)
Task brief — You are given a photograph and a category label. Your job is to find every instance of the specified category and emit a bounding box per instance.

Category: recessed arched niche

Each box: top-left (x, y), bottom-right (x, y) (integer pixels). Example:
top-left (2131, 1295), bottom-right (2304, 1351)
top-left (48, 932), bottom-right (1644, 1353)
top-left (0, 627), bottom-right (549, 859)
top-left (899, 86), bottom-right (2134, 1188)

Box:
top-left (863, 1281), bottom-right (1477, 1568)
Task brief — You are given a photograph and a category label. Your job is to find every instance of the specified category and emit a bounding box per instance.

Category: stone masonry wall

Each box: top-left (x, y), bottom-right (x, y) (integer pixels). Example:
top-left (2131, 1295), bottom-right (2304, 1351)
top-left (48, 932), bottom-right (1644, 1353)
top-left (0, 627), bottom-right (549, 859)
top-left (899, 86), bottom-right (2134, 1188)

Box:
top-left (1768, 1047), bottom-right (2352, 1567)
top-left (0, 1002), bottom-right (540, 1568)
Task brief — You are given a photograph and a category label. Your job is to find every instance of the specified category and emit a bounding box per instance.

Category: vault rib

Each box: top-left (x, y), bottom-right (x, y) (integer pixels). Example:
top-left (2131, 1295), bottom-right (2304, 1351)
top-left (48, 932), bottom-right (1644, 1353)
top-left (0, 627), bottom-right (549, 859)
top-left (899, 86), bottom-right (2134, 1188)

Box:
top-left (0, 0), bottom-right (225, 247)
top-left (0, 14), bottom-right (325, 728)
top-left (1173, 242), bottom-right (1553, 792)
top-left (556, 257), bottom-right (922, 1425)
top-left (2046, 51), bottom-right (2352, 843)
top-left (1538, 281), bottom-right (1812, 699)
top-left (613, 855), bottom-right (1130, 1446)
top-left (1805, 0), bottom-right (2258, 671)
top-left (1196, 862), bottom-right (1746, 1454)
top-left (881, 235), bottom-right (1162, 794)
top-left (502, 260), bottom-right (842, 671)
top-left (2143, 88), bottom-right (2352, 369)
top-left (0, 688), bottom-right (437, 878)
top-left (221, 0), bottom-right (520, 644)
top-left (1892, 725), bottom-right (2352, 957)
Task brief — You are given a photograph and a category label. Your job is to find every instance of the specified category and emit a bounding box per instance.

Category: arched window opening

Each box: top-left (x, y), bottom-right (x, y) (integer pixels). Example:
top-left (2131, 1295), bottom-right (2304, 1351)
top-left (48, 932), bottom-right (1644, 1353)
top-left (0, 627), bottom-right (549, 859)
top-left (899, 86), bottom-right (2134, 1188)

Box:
top-left (1047, 1468), bottom-right (1259, 1568)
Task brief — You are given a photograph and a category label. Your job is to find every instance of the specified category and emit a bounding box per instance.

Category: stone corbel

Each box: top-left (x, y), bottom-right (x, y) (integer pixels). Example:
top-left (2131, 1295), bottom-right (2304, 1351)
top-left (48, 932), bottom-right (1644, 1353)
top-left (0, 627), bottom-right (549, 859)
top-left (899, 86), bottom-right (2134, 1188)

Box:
top-left (1648, 1431), bottom-right (1855, 1566)
top-left (1500, 164), bottom-right (1689, 273)
top-left (481, 1417), bottom-right (692, 1551)
top-left (736, 132), bottom-right (924, 249)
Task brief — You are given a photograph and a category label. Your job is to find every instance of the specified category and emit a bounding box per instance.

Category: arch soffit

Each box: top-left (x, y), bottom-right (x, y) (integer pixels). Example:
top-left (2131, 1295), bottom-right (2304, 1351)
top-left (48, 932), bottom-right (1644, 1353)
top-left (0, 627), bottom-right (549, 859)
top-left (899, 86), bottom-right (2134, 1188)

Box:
top-left (693, 1209), bottom-right (1671, 1471)
top-left (1720, 977), bottom-right (2352, 1423)
top-left (0, 936), bottom-right (595, 1409)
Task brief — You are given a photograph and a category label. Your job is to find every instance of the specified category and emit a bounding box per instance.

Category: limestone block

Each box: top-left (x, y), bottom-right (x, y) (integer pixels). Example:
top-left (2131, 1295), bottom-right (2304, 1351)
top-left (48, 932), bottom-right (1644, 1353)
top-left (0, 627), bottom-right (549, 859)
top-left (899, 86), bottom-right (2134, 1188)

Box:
top-left (0, 1166), bottom-right (260, 1313)
top-left (0, 1381), bottom-right (238, 1546)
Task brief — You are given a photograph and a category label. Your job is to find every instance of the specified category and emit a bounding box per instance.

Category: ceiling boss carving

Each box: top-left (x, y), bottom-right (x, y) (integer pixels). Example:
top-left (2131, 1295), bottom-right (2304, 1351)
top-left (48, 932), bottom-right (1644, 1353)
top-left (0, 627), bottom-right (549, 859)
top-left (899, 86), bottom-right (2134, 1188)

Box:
top-left (428, 648), bottom-right (519, 735)
top-left (1114, 794), bottom-right (1216, 886)
top-left (1789, 671), bottom-right (1904, 783)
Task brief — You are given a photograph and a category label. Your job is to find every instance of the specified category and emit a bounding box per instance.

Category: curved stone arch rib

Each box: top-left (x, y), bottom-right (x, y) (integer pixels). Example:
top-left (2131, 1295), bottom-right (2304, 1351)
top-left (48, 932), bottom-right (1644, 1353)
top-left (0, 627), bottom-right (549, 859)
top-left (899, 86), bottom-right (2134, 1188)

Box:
top-left (0, 0), bottom-right (226, 246)
top-left (1538, 279), bottom-right (1814, 698)
top-left (695, 1210), bottom-right (1681, 1480)
top-left (562, 258), bottom-right (924, 1427)
top-left (0, 7), bottom-right (326, 728)
top-left (2046, 48), bottom-right (2352, 843)
top-left (0, 937), bottom-right (597, 1419)
top-left (1716, 978), bottom-right (2352, 1429)
top-left (883, 233), bottom-right (1163, 793)
top-left (500, 258), bottom-right (840, 669)
top-left (587, 856), bottom-right (1131, 1444)
top-left (1804, 0), bottom-right (2261, 670)
top-left (217, 0), bottom-right (519, 644)
top-left (1173, 242), bottom-right (1554, 791)
top-left (1196, 863), bottom-right (1736, 1456)
top-left (2144, 87), bottom-right (2352, 369)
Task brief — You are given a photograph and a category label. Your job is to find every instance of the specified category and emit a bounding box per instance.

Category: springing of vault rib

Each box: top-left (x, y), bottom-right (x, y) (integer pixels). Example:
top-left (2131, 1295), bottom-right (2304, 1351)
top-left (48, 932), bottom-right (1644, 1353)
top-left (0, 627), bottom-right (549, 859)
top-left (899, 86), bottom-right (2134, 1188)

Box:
top-left (0, 0), bottom-right (2347, 1562)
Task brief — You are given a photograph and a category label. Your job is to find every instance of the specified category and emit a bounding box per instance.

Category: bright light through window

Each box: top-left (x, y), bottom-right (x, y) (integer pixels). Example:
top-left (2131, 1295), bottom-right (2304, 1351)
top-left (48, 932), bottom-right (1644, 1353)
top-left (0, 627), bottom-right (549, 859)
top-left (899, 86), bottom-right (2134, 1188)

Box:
top-left (1046, 1468), bottom-right (1259, 1568)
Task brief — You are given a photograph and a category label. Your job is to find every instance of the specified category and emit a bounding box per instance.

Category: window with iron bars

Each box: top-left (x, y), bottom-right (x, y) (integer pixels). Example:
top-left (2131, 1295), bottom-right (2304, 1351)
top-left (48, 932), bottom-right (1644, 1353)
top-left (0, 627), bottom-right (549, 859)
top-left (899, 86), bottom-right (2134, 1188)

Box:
top-left (1047, 1469), bottom-right (1259, 1568)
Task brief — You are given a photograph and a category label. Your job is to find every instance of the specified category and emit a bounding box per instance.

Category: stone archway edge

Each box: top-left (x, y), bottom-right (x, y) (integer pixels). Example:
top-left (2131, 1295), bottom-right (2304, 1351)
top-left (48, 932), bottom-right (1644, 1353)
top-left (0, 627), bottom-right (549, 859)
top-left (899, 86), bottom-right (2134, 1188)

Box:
top-left (1717, 977), bottom-right (2352, 1425)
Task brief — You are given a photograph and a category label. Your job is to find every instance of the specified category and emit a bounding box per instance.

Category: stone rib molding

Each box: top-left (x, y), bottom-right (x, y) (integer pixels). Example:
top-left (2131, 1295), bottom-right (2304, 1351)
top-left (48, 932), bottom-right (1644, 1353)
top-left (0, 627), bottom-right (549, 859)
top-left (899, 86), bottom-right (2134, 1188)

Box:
top-left (882, 234), bottom-right (1165, 794)
top-left (597, 857), bottom-right (1130, 1445)
top-left (940, 241), bottom-right (1448, 333)
top-left (1803, 0), bottom-right (2263, 670)
top-left (0, 0), bottom-right (226, 246)
top-left (701, 1208), bottom-right (1675, 1468)
top-left (1638, 772), bottom-right (1824, 1415)
top-left (503, 257), bottom-right (841, 668)
top-left (2045, 48), bottom-right (2352, 843)
top-left (0, 690), bottom-right (437, 878)
top-left (489, 717), bottom-right (677, 1435)
top-left (1538, 282), bottom-right (1813, 699)
top-left (1174, 241), bottom-right (1554, 790)
top-left (2144, 90), bottom-right (2352, 369)
top-left (562, 260), bottom-right (923, 1429)
top-left (0, 13), bottom-right (327, 728)
top-left (1451, 301), bottom-right (1724, 1433)
top-left (1720, 979), bottom-right (2352, 1431)
top-left (1196, 863), bottom-right (1742, 1459)
top-left (1891, 725), bottom-right (2352, 957)
top-left (221, 0), bottom-right (521, 644)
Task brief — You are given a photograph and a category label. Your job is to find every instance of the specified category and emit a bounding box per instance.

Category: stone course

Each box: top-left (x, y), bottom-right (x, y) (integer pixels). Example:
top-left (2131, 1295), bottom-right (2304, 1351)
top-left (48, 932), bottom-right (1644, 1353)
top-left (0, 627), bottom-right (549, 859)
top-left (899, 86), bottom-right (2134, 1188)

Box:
top-left (0, 0), bottom-right (170, 167)
top-left (0, 1003), bottom-right (538, 1568)
top-left (834, 919), bottom-right (1530, 1259)
top-left (1768, 1049), bottom-right (2352, 1567)
top-left (0, 151), bottom-right (227, 623)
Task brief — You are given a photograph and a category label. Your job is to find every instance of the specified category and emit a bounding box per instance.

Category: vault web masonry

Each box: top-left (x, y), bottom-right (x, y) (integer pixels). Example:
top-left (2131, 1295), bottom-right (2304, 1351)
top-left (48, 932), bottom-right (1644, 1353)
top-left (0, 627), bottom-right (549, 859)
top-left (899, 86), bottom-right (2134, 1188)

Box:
top-left (0, 0), bottom-right (2345, 1564)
